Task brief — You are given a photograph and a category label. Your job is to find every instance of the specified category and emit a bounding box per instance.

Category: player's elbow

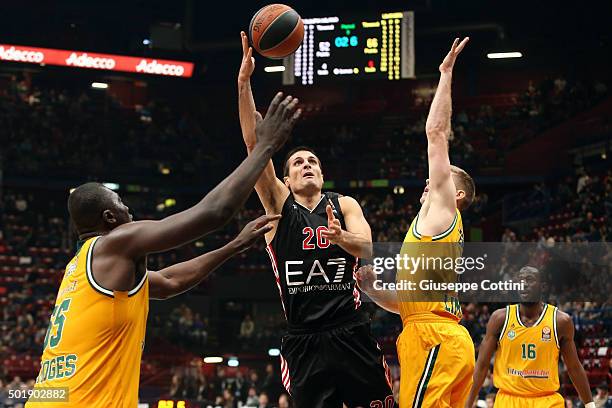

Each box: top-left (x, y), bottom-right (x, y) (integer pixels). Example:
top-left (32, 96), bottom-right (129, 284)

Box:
top-left (425, 126), bottom-right (448, 142)
top-left (157, 277), bottom-right (183, 300)
top-left (425, 115), bottom-right (446, 132)
top-left (152, 285), bottom-right (174, 301)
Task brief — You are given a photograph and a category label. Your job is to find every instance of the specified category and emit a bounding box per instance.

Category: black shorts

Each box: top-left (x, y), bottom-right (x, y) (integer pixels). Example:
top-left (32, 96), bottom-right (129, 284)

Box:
top-left (280, 319), bottom-right (395, 408)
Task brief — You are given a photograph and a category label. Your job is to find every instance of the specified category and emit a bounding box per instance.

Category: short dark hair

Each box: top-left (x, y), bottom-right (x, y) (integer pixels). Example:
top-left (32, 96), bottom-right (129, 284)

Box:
top-left (283, 146), bottom-right (322, 177)
top-left (451, 165), bottom-right (475, 210)
top-left (518, 265), bottom-right (541, 279)
top-left (68, 182), bottom-right (114, 233)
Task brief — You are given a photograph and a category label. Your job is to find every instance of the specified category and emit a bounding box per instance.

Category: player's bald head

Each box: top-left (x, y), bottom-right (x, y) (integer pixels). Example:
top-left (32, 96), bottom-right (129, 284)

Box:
top-left (518, 266), bottom-right (541, 281)
top-left (68, 182), bottom-right (117, 234)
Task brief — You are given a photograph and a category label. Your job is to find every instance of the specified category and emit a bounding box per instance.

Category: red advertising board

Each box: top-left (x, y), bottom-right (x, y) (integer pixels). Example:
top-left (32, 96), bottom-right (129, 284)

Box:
top-left (0, 44), bottom-right (194, 78)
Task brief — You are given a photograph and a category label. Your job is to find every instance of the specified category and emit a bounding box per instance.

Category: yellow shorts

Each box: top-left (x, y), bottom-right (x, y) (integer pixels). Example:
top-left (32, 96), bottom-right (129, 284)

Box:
top-left (397, 321), bottom-right (475, 408)
top-left (397, 320), bottom-right (475, 408)
top-left (494, 391), bottom-right (564, 408)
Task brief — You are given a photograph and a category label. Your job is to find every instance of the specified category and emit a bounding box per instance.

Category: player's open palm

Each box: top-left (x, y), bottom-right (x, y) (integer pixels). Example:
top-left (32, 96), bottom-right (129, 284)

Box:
top-left (255, 92), bottom-right (301, 151)
top-left (439, 37), bottom-right (469, 73)
top-left (238, 31), bottom-right (255, 84)
top-left (232, 214), bottom-right (281, 253)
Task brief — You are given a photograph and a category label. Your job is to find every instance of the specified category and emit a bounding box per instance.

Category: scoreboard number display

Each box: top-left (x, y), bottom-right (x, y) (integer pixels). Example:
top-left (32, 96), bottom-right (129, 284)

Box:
top-left (283, 11), bottom-right (414, 85)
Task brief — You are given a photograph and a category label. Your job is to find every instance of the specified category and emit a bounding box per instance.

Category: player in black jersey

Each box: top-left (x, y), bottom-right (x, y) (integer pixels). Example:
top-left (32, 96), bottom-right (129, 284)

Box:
top-left (237, 32), bottom-right (394, 408)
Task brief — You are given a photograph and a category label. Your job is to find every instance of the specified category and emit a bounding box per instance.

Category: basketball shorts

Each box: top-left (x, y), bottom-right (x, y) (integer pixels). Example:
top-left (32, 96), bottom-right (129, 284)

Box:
top-left (280, 319), bottom-right (394, 408)
top-left (494, 391), bottom-right (564, 408)
top-left (397, 319), bottom-right (475, 408)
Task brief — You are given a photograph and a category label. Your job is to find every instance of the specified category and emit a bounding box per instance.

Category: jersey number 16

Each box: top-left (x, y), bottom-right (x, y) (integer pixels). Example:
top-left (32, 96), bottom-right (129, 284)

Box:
top-left (521, 343), bottom-right (537, 360)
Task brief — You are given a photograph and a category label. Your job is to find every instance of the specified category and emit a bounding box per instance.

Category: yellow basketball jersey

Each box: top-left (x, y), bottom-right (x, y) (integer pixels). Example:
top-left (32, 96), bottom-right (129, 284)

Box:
top-left (397, 209), bottom-right (464, 323)
top-left (494, 304), bottom-right (560, 396)
top-left (26, 236), bottom-right (149, 407)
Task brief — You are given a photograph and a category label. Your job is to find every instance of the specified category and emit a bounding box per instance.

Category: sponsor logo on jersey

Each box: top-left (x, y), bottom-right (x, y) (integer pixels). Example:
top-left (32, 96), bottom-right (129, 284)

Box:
top-left (507, 330), bottom-right (516, 340)
top-left (65, 259), bottom-right (78, 276)
top-left (507, 367), bottom-right (550, 379)
top-left (284, 258), bottom-right (350, 292)
top-left (288, 282), bottom-right (353, 295)
top-left (58, 281), bottom-right (77, 298)
top-left (541, 326), bottom-right (551, 342)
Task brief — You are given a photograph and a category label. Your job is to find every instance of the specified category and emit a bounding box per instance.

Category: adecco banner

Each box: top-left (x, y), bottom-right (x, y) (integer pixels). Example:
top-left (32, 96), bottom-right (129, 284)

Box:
top-left (0, 44), bottom-right (194, 77)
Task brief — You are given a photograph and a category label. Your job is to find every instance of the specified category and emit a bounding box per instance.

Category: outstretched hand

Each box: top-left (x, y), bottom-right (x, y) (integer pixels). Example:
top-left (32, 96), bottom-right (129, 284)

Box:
top-left (255, 92), bottom-right (301, 152)
top-left (232, 214), bottom-right (281, 253)
top-left (320, 204), bottom-right (344, 244)
top-left (439, 37), bottom-right (469, 73)
top-left (238, 31), bottom-right (255, 85)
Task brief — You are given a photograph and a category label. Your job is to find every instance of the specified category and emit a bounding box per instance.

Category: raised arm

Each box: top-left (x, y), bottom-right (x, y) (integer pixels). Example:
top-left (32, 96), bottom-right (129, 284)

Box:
top-left (464, 307), bottom-right (505, 408)
top-left (238, 31), bottom-right (290, 217)
top-left (148, 214), bottom-right (279, 299)
top-left (238, 31), bottom-right (259, 152)
top-left (101, 92), bottom-right (300, 261)
top-left (422, 38), bottom-right (469, 231)
top-left (557, 310), bottom-right (594, 406)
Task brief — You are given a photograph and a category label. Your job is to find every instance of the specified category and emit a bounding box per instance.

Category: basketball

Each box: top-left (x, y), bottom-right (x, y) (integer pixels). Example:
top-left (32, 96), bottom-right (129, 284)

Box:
top-left (248, 4), bottom-right (304, 59)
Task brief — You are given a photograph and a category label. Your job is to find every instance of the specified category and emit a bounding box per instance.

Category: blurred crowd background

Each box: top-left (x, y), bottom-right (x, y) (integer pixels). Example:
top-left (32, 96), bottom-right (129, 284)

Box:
top-left (1, 68), bottom-right (610, 407)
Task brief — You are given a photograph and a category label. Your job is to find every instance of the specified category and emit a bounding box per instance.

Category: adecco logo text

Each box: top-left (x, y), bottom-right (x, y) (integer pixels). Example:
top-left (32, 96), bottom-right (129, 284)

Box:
top-left (136, 59), bottom-right (185, 76)
top-left (65, 53), bottom-right (116, 69)
top-left (0, 46), bottom-right (44, 63)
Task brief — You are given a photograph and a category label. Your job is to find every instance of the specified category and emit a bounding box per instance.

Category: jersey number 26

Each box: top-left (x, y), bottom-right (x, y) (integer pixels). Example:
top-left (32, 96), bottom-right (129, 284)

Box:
top-left (302, 227), bottom-right (330, 250)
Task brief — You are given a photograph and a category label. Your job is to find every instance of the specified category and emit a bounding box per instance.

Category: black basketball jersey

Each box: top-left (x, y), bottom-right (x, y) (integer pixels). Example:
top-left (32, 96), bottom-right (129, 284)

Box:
top-left (266, 192), bottom-right (364, 331)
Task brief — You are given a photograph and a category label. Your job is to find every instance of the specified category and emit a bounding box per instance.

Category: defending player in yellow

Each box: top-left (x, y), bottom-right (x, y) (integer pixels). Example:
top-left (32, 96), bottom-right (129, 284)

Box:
top-left (465, 266), bottom-right (595, 408)
top-left (25, 94), bottom-right (301, 407)
top-left (357, 37), bottom-right (476, 407)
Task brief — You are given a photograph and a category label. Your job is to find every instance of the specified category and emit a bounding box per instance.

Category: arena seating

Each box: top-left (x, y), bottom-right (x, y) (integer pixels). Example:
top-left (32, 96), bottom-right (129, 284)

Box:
top-left (1, 73), bottom-right (610, 405)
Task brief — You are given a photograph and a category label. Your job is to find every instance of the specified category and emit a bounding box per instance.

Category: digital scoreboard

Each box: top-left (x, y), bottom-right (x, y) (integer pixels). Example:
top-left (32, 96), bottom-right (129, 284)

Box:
top-left (282, 11), bottom-right (414, 85)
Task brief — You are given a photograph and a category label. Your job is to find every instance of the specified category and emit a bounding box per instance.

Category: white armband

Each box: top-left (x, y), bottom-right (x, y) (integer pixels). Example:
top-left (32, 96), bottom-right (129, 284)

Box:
top-left (585, 402), bottom-right (596, 408)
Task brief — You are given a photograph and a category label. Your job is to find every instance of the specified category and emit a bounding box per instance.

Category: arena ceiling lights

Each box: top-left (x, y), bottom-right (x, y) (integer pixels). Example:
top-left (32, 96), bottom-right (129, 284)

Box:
top-left (0, 44), bottom-right (194, 78)
top-left (91, 82), bottom-right (109, 89)
top-left (203, 356), bottom-right (223, 364)
top-left (264, 66), bottom-right (286, 73)
top-left (487, 51), bottom-right (523, 59)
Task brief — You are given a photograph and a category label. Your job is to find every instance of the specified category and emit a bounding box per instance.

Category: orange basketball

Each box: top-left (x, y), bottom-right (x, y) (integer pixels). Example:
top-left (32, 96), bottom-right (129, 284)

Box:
top-left (249, 4), bottom-right (304, 59)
